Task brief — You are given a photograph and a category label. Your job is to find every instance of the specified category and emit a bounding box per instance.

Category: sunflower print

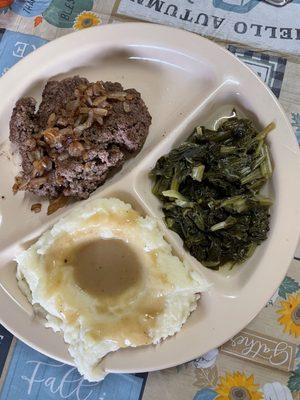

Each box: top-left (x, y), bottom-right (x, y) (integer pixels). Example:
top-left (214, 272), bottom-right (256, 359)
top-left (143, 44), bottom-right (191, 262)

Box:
top-left (277, 292), bottom-right (300, 338)
top-left (73, 11), bottom-right (101, 30)
top-left (215, 372), bottom-right (263, 400)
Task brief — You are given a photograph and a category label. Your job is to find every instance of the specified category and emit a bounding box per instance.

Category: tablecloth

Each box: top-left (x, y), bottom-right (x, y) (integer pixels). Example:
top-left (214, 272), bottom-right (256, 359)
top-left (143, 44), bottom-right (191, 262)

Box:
top-left (0, 1), bottom-right (299, 399)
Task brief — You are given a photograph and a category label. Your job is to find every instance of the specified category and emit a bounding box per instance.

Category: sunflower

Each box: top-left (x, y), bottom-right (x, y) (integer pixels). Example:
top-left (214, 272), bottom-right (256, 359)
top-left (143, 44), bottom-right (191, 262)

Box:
top-left (277, 293), bottom-right (300, 338)
top-left (215, 372), bottom-right (263, 400)
top-left (73, 11), bottom-right (101, 30)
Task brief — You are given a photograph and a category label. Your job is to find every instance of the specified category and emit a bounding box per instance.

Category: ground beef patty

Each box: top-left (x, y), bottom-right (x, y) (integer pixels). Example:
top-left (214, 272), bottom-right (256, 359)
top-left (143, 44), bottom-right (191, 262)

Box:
top-left (10, 76), bottom-right (151, 206)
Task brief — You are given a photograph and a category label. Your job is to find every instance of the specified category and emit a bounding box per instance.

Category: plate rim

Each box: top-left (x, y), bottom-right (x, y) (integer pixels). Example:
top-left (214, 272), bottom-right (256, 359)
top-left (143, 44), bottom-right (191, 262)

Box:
top-left (0, 22), bottom-right (299, 375)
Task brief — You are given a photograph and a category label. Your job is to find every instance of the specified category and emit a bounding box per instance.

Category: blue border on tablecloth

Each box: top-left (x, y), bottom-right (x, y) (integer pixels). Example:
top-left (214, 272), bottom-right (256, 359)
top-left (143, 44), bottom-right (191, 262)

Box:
top-left (0, 340), bottom-right (146, 400)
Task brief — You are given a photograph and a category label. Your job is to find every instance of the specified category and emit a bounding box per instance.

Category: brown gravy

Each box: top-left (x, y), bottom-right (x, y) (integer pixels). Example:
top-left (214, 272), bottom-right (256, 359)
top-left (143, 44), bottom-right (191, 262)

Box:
top-left (89, 295), bottom-right (165, 346)
top-left (71, 238), bottom-right (142, 297)
top-left (43, 227), bottom-right (166, 346)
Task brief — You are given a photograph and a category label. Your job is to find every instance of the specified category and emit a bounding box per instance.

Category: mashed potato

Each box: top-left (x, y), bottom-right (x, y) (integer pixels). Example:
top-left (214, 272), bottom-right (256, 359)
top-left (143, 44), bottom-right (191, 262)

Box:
top-left (16, 197), bottom-right (208, 381)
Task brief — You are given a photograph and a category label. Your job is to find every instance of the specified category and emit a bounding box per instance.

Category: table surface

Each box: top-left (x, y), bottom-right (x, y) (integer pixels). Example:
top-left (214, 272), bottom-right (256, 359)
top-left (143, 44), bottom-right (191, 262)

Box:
top-left (0, 1), bottom-right (299, 399)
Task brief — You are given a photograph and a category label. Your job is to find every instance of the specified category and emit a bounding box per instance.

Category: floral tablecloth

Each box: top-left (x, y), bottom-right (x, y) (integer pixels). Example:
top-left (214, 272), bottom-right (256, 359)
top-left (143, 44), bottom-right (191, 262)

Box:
top-left (0, 1), bottom-right (299, 399)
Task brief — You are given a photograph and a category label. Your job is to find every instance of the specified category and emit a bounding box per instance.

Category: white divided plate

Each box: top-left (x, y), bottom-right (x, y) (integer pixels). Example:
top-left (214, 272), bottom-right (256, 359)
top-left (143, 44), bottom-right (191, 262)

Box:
top-left (0, 23), bottom-right (299, 375)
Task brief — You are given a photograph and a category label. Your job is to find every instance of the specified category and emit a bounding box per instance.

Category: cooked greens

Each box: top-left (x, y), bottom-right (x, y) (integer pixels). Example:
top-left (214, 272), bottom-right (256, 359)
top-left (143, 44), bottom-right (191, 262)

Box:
top-left (151, 114), bottom-right (274, 269)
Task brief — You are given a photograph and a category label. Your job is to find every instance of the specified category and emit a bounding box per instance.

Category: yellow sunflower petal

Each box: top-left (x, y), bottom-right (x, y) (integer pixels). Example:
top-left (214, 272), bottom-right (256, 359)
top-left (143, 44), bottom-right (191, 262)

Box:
top-left (277, 293), bottom-right (300, 338)
top-left (215, 371), bottom-right (263, 400)
top-left (73, 11), bottom-right (101, 31)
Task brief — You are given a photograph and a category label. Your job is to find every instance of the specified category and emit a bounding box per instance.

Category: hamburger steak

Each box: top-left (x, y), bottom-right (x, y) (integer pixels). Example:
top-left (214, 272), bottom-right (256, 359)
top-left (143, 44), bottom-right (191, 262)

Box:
top-left (10, 76), bottom-right (151, 210)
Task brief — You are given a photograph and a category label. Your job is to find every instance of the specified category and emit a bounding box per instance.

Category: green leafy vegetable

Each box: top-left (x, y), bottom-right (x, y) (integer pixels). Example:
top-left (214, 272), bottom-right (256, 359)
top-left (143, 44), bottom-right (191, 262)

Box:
top-left (150, 114), bottom-right (274, 269)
